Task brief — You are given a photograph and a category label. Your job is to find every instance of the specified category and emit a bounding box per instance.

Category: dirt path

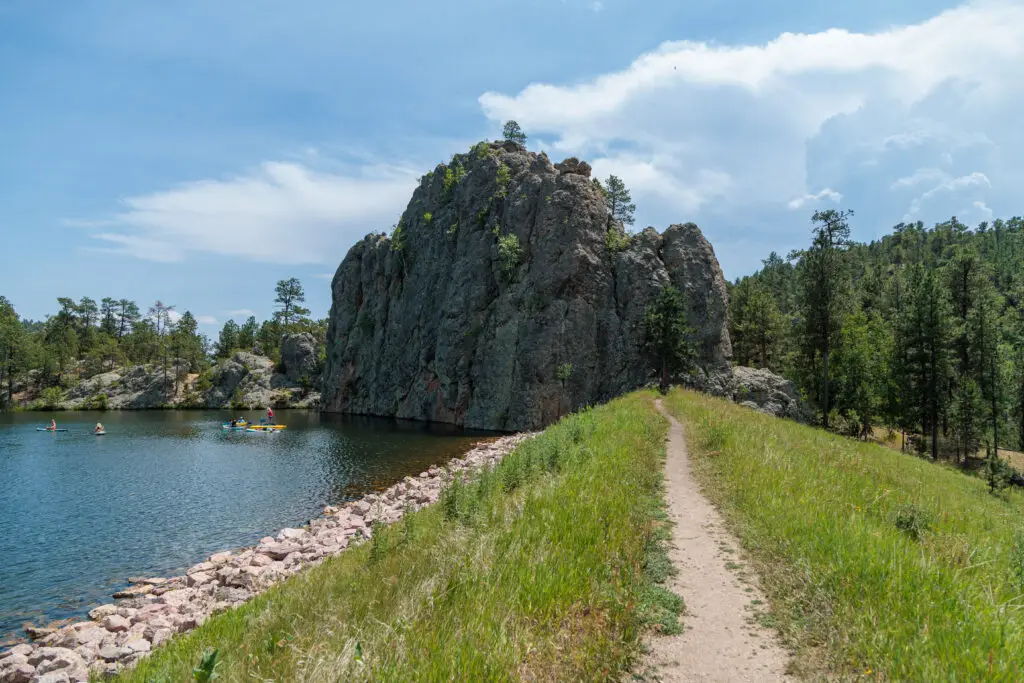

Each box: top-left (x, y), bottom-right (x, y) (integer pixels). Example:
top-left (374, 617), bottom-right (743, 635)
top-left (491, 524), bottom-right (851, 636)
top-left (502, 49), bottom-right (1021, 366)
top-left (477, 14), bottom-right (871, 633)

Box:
top-left (638, 400), bottom-right (792, 682)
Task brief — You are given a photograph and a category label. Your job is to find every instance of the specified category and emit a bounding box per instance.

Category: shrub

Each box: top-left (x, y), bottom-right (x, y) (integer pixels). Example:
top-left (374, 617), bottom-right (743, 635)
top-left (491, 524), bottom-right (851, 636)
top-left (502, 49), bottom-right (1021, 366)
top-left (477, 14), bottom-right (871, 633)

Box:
top-left (195, 371), bottom-right (213, 393)
top-left (894, 503), bottom-right (932, 541)
top-left (442, 162), bottom-right (466, 200)
top-left (390, 220), bottom-right (406, 252)
top-left (497, 233), bottom-right (521, 279)
top-left (36, 386), bottom-right (65, 410)
top-left (472, 141), bottom-right (492, 159)
top-left (229, 387), bottom-right (248, 411)
top-left (423, 212), bottom-right (433, 224)
top-left (495, 162), bottom-right (511, 198)
top-left (605, 228), bottom-right (631, 254)
top-left (1011, 527), bottom-right (1024, 587)
top-left (985, 452), bottom-right (1014, 494)
top-left (88, 392), bottom-right (109, 411)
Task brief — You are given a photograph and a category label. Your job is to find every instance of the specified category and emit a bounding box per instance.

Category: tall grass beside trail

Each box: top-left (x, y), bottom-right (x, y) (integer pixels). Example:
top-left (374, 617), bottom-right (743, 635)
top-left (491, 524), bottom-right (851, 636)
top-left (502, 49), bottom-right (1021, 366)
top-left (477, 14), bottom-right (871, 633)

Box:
top-left (665, 389), bottom-right (1024, 682)
top-left (117, 391), bottom-right (679, 683)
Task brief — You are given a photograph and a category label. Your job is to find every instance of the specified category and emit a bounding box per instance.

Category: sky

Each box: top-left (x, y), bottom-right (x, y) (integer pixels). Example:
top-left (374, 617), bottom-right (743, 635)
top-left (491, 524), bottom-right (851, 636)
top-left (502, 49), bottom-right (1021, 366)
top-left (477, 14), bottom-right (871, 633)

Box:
top-left (2, 0), bottom-right (1022, 331)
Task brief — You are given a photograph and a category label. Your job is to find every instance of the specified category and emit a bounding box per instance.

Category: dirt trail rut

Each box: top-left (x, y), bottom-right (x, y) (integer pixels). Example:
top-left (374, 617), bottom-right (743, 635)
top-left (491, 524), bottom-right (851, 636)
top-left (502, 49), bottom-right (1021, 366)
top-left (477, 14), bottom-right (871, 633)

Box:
top-left (640, 400), bottom-right (792, 682)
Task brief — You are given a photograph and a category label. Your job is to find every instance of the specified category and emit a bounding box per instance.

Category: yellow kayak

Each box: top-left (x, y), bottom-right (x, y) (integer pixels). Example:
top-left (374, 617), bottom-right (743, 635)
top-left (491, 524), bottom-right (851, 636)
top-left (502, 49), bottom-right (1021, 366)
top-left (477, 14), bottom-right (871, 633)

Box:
top-left (247, 425), bottom-right (287, 430)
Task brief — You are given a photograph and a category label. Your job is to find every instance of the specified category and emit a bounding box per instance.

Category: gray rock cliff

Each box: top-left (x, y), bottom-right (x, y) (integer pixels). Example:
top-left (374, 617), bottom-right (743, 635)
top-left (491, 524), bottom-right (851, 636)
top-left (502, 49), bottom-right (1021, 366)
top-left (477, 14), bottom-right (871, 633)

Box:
top-left (279, 333), bottom-right (320, 383)
top-left (731, 365), bottom-right (811, 423)
top-left (322, 142), bottom-right (732, 431)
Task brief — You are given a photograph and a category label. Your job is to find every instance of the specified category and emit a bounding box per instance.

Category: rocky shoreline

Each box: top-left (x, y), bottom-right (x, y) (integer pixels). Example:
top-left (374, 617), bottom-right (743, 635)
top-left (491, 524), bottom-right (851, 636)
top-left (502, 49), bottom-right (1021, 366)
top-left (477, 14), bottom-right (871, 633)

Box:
top-left (0, 433), bottom-right (533, 683)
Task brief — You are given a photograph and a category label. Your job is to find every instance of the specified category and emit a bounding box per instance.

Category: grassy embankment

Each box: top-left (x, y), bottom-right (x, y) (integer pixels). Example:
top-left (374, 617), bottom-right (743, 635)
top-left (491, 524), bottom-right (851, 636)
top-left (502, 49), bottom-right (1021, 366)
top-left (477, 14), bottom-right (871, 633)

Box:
top-left (116, 391), bottom-right (681, 682)
top-left (665, 389), bottom-right (1024, 681)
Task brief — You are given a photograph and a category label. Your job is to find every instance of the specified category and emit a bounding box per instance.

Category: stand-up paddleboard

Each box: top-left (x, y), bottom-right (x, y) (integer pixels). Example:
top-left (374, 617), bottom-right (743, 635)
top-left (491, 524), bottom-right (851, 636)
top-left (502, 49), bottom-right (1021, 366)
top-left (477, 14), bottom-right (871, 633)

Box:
top-left (37, 428), bottom-right (69, 432)
top-left (95, 431), bottom-right (106, 436)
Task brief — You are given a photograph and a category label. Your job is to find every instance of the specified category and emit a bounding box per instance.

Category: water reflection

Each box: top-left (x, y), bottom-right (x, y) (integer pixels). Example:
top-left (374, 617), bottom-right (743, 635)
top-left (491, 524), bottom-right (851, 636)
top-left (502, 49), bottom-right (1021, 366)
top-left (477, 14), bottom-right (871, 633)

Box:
top-left (0, 409), bottom-right (499, 641)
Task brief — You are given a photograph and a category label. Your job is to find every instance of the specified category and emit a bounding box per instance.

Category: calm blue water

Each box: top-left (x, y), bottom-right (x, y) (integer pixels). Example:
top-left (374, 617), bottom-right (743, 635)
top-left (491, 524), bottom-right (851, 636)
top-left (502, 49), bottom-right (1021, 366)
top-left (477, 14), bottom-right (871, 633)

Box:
top-left (0, 410), bottom-right (495, 643)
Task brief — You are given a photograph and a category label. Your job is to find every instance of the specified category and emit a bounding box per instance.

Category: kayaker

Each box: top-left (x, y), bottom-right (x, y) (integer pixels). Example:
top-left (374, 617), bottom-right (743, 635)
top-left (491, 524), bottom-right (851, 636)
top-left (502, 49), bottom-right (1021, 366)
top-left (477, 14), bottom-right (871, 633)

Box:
top-left (94, 422), bottom-right (104, 434)
top-left (49, 418), bottom-right (56, 431)
top-left (229, 419), bottom-right (237, 428)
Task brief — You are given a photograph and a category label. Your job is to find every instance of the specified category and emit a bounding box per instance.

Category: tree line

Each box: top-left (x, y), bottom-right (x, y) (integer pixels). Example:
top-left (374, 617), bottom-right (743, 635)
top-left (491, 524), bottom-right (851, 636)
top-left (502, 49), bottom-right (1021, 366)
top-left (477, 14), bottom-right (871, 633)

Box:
top-left (730, 211), bottom-right (1024, 465)
top-left (0, 278), bottom-right (324, 408)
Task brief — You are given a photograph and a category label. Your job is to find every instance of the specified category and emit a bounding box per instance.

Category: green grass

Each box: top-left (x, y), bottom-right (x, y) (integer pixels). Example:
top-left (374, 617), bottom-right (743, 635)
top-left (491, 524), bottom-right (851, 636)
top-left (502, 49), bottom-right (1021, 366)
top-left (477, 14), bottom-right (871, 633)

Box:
top-left (117, 391), bottom-right (679, 682)
top-left (665, 389), bottom-right (1024, 681)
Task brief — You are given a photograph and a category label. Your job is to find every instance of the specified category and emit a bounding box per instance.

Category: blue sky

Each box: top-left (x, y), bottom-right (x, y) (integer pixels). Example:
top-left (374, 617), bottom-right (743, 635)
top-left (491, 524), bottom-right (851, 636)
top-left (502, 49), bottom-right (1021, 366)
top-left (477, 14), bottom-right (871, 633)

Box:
top-left (2, 0), bottom-right (1021, 331)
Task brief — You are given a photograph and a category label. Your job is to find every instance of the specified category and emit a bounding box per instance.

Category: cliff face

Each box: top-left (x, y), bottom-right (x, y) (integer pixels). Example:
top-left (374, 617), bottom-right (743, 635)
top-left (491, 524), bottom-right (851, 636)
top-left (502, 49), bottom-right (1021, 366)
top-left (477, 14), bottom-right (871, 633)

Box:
top-left (322, 142), bottom-right (732, 431)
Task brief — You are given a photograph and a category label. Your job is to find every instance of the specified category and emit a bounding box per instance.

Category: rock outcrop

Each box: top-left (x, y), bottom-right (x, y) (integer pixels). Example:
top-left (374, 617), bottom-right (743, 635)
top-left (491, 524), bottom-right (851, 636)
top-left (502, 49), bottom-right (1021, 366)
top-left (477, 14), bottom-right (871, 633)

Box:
top-left (730, 366), bottom-right (811, 423)
top-left (323, 141), bottom-right (732, 431)
top-left (60, 366), bottom-right (177, 409)
top-left (57, 352), bottom-right (321, 411)
top-left (279, 333), bottom-right (320, 384)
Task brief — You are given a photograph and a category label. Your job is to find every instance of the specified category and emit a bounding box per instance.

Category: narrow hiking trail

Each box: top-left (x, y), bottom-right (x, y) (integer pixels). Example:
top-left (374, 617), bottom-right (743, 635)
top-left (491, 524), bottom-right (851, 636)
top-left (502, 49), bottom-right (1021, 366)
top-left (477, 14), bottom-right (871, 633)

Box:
top-left (641, 400), bottom-right (792, 682)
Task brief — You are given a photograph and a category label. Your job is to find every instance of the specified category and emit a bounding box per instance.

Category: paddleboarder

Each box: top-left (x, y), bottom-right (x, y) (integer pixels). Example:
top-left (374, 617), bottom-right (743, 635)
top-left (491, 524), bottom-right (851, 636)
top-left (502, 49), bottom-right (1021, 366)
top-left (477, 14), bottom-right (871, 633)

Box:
top-left (49, 418), bottom-right (56, 432)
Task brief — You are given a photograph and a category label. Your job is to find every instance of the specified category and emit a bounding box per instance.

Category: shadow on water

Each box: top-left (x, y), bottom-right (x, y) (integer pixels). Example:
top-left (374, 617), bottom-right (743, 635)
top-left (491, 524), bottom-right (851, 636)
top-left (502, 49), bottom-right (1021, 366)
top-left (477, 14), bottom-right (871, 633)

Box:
top-left (0, 409), bottom-right (501, 642)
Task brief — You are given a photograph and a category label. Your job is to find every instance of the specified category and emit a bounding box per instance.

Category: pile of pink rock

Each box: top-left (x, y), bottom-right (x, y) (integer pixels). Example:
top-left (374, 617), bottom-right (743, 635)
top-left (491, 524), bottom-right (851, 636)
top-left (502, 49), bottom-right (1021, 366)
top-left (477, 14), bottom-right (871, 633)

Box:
top-left (0, 433), bottom-right (533, 682)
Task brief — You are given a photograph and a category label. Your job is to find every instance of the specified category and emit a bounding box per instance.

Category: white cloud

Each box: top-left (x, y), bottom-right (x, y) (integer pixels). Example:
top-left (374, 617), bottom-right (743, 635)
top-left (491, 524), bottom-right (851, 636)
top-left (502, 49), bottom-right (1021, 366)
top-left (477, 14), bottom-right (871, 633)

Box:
top-left (158, 309), bottom-right (183, 325)
top-left (787, 188), bottom-right (843, 210)
top-left (904, 171), bottom-right (992, 220)
top-left (226, 309), bottom-right (256, 317)
top-left (195, 315), bottom-right (218, 325)
top-left (890, 167), bottom-right (948, 190)
top-left (478, 0), bottom-right (1024, 273)
top-left (79, 161), bottom-right (418, 264)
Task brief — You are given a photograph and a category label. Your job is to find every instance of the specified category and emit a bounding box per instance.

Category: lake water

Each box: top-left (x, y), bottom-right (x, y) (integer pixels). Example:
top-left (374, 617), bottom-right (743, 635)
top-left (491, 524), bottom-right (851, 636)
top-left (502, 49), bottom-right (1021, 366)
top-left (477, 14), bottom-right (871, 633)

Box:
top-left (0, 410), bottom-right (497, 643)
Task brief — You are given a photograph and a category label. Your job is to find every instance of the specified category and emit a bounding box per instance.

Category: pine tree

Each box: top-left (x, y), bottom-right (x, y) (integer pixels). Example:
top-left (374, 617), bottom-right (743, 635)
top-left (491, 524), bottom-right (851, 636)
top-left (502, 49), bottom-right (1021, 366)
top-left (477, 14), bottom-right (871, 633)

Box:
top-left (274, 278), bottom-right (311, 329)
top-left (215, 320), bottom-right (240, 359)
top-left (901, 265), bottom-right (952, 459)
top-left (116, 299), bottom-right (140, 339)
top-left (642, 285), bottom-right (696, 392)
top-left (602, 175), bottom-right (636, 228)
top-left (729, 278), bottom-right (782, 369)
top-left (834, 311), bottom-right (890, 439)
top-left (950, 378), bottom-right (983, 461)
top-left (99, 298), bottom-right (118, 337)
top-left (0, 297), bottom-right (25, 406)
top-left (796, 209), bottom-right (854, 428)
top-left (501, 120), bottom-right (527, 146)
top-left (969, 275), bottom-right (1004, 453)
top-left (237, 316), bottom-right (259, 350)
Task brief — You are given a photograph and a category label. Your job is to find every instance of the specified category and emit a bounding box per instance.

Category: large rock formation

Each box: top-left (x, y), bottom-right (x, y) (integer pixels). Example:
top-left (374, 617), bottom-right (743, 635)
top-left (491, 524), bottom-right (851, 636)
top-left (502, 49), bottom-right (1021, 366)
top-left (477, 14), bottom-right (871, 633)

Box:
top-left (322, 142), bottom-right (732, 431)
top-left (730, 366), bottom-right (812, 423)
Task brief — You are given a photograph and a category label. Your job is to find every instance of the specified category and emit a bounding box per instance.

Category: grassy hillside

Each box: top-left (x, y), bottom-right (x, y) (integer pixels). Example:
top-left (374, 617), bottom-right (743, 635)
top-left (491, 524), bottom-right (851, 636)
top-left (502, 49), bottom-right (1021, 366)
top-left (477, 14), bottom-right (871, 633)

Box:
top-left (665, 389), bottom-right (1024, 681)
top-left (116, 391), bottom-right (680, 682)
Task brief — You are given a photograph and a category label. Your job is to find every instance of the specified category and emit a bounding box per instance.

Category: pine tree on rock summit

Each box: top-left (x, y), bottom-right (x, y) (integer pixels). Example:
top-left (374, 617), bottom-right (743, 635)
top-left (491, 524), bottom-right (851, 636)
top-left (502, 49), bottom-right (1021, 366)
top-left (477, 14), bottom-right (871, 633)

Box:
top-left (501, 120), bottom-right (527, 147)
